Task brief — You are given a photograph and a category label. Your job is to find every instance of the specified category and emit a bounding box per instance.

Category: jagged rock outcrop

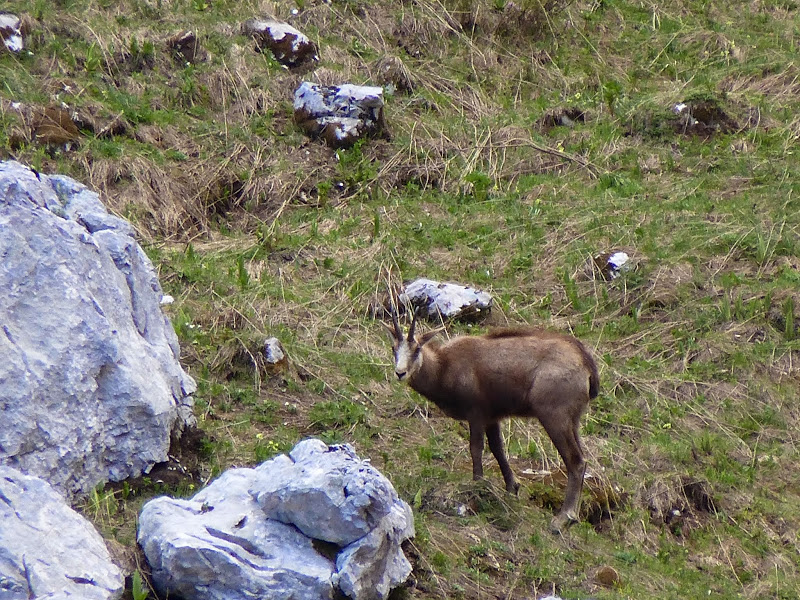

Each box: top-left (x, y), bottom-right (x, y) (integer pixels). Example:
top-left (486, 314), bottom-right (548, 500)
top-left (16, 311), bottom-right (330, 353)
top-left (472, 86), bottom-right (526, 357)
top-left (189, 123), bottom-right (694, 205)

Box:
top-left (400, 278), bottom-right (493, 321)
top-left (242, 18), bottom-right (318, 67)
top-left (294, 81), bottom-right (388, 148)
top-left (0, 160), bottom-right (196, 500)
top-left (0, 12), bottom-right (23, 53)
top-left (0, 466), bottom-right (124, 600)
top-left (138, 439), bottom-right (414, 600)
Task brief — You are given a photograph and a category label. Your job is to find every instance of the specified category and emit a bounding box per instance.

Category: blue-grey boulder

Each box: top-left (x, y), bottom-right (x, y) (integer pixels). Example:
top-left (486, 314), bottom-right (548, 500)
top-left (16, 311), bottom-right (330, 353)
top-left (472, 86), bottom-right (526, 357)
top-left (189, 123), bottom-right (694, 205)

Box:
top-left (400, 278), bottom-right (493, 321)
top-left (0, 13), bottom-right (23, 53)
top-left (242, 18), bottom-right (319, 67)
top-left (294, 82), bottom-right (387, 148)
top-left (138, 468), bottom-right (337, 600)
top-left (0, 466), bottom-right (124, 600)
top-left (138, 439), bottom-right (414, 600)
top-left (0, 160), bottom-right (196, 500)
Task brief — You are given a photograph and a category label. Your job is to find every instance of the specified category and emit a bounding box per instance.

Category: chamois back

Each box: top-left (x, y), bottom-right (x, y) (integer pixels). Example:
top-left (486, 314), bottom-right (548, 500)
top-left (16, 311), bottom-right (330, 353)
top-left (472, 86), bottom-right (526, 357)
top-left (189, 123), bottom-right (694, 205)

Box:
top-left (483, 327), bottom-right (599, 399)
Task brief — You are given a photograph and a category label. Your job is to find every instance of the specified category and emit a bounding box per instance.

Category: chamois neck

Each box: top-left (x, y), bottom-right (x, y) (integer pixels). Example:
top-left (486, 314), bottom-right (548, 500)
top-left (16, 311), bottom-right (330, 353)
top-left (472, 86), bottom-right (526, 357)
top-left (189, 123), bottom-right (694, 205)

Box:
top-left (408, 345), bottom-right (441, 397)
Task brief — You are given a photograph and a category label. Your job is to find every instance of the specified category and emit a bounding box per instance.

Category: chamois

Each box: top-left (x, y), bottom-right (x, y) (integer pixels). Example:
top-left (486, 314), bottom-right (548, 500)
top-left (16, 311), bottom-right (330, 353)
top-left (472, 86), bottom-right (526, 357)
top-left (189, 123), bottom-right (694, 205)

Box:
top-left (384, 307), bottom-right (599, 533)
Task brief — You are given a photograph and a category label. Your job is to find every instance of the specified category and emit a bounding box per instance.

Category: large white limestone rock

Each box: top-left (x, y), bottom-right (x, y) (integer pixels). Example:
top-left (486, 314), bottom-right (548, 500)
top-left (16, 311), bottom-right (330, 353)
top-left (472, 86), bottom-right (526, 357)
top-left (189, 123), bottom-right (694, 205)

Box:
top-left (0, 160), bottom-right (196, 500)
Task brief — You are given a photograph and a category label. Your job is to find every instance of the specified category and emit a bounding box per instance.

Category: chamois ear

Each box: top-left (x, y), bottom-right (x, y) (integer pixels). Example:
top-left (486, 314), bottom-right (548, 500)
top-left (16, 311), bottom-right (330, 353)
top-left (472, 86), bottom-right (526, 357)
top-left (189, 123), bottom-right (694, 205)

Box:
top-left (418, 327), bottom-right (443, 345)
top-left (381, 320), bottom-right (400, 341)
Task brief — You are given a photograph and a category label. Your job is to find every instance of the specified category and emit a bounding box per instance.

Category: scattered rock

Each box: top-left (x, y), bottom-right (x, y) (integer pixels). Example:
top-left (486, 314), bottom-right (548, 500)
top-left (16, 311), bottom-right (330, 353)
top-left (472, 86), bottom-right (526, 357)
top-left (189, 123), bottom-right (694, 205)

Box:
top-left (294, 81), bottom-right (388, 148)
top-left (0, 12), bottom-right (23, 53)
top-left (594, 565), bottom-right (621, 588)
top-left (264, 336), bottom-right (288, 371)
top-left (242, 18), bottom-right (318, 68)
top-left (166, 29), bottom-right (206, 64)
top-left (593, 251), bottom-right (632, 280)
top-left (0, 160), bottom-right (197, 500)
top-left (0, 466), bottom-right (125, 600)
top-left (398, 278), bottom-right (493, 321)
top-left (138, 439), bottom-right (414, 600)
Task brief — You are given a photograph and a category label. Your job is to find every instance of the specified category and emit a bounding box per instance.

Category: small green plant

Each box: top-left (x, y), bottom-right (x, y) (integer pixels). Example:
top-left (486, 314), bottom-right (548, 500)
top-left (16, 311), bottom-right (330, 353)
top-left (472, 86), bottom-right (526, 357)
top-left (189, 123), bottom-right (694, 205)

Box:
top-left (131, 571), bottom-right (149, 600)
top-left (308, 400), bottom-right (367, 430)
top-left (86, 485), bottom-right (119, 523)
top-left (602, 78), bottom-right (623, 116)
top-left (254, 436), bottom-right (282, 462)
top-left (235, 254), bottom-right (250, 290)
top-left (559, 268), bottom-right (583, 311)
top-left (371, 209), bottom-right (381, 240)
top-left (128, 36), bottom-right (155, 71)
top-left (85, 42), bottom-right (102, 74)
top-left (464, 170), bottom-right (492, 202)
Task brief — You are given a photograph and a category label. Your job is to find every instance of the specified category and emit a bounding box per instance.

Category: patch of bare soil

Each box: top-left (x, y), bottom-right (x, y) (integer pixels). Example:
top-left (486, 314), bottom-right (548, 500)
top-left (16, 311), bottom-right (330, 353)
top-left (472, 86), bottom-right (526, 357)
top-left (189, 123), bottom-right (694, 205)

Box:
top-left (637, 475), bottom-right (718, 537)
top-left (109, 426), bottom-right (212, 497)
top-left (643, 261), bottom-right (695, 310)
top-left (627, 96), bottom-right (748, 140)
top-left (536, 107), bottom-right (586, 131)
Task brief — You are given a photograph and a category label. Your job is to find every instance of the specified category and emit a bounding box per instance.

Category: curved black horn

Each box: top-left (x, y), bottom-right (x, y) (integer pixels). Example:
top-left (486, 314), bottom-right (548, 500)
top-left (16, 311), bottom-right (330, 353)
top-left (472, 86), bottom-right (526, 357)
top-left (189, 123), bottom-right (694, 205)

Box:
top-left (386, 284), bottom-right (402, 339)
top-left (407, 305), bottom-right (420, 341)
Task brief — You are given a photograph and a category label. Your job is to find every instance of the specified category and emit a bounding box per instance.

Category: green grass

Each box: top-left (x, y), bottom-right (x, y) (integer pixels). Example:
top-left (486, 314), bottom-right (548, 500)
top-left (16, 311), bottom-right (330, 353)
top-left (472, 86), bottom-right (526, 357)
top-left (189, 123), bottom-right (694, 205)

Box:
top-left (3, 0), bottom-right (800, 598)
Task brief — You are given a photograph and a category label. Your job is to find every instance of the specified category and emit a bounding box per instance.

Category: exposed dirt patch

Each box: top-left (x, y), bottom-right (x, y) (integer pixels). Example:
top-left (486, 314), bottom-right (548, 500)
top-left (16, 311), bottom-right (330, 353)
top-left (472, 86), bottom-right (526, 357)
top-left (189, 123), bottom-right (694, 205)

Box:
top-left (643, 262), bottom-right (695, 310)
top-left (638, 475), bottom-right (718, 537)
top-left (673, 98), bottom-right (739, 136)
top-left (537, 107), bottom-right (586, 131)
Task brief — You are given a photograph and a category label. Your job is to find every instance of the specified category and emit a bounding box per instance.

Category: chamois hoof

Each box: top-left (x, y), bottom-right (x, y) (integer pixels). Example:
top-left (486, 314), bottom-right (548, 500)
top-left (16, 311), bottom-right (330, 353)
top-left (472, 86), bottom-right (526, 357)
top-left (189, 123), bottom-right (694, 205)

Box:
top-left (506, 481), bottom-right (520, 495)
top-left (549, 511), bottom-right (579, 535)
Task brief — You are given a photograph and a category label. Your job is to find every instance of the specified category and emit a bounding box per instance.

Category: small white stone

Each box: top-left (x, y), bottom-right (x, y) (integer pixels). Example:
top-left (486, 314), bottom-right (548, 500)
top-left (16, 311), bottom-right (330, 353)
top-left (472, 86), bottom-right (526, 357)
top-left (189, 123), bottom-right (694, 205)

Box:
top-left (607, 251), bottom-right (630, 270)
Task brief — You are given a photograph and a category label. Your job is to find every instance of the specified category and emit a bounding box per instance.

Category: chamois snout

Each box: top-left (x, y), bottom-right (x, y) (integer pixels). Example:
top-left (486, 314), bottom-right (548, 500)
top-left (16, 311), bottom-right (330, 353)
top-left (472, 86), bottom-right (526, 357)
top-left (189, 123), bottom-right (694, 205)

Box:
top-left (392, 340), bottom-right (419, 382)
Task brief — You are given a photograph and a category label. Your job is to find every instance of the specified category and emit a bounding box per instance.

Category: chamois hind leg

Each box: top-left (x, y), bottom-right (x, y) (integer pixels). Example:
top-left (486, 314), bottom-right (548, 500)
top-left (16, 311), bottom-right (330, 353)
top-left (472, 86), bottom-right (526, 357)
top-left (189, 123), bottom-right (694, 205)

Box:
top-left (468, 421), bottom-right (485, 481)
top-left (486, 422), bottom-right (520, 494)
top-left (540, 410), bottom-right (586, 534)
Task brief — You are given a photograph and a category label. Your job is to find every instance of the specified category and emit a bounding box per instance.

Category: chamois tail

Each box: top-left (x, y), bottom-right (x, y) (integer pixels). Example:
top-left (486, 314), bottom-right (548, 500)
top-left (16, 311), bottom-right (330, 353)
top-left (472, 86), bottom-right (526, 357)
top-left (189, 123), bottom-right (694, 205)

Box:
top-left (579, 342), bottom-right (600, 399)
top-left (589, 361), bottom-right (600, 399)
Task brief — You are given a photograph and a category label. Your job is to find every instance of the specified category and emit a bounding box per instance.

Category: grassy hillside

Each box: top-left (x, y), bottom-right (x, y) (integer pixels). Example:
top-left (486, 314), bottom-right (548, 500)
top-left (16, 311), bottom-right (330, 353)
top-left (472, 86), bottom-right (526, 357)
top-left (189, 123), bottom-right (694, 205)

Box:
top-left (2, 0), bottom-right (799, 598)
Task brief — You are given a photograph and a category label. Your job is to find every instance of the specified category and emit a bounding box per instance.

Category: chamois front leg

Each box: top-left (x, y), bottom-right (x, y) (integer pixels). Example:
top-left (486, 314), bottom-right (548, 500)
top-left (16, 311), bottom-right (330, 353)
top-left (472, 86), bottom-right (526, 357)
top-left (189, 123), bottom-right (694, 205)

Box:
top-left (468, 421), bottom-right (485, 481)
top-left (486, 422), bottom-right (520, 494)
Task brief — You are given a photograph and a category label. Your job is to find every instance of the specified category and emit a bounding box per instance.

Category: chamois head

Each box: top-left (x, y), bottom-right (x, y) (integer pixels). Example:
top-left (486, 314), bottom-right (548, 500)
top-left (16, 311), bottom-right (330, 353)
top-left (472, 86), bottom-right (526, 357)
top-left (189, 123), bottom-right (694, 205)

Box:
top-left (383, 305), bottom-right (439, 382)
